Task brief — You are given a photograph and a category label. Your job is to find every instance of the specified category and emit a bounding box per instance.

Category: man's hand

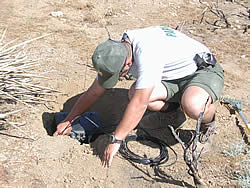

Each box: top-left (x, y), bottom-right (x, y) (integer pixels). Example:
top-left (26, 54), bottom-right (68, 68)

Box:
top-left (53, 121), bottom-right (72, 136)
top-left (102, 143), bottom-right (121, 168)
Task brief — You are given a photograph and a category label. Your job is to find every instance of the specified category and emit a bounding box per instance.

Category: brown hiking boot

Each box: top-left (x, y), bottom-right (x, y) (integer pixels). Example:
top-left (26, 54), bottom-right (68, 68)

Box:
top-left (196, 116), bottom-right (217, 154)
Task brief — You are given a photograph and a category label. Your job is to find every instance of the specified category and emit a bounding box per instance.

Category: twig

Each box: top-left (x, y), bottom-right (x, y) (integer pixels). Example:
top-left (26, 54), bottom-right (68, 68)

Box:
top-left (168, 98), bottom-right (210, 187)
top-left (176, 21), bottom-right (186, 32)
top-left (0, 90), bottom-right (37, 109)
top-left (199, 0), bottom-right (231, 30)
top-left (0, 28), bottom-right (7, 43)
top-left (1, 34), bottom-right (51, 54)
top-left (104, 26), bottom-right (112, 39)
top-left (0, 109), bottom-right (25, 119)
top-left (0, 119), bottom-right (35, 141)
top-left (234, 0), bottom-right (249, 9)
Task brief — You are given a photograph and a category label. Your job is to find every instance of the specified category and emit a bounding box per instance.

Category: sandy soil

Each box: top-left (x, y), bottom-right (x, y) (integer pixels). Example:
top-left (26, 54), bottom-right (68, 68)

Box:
top-left (0, 0), bottom-right (249, 187)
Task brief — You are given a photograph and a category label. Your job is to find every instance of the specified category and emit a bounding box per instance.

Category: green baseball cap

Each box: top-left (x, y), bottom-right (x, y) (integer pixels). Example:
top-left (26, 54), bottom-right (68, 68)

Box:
top-left (92, 40), bottom-right (127, 88)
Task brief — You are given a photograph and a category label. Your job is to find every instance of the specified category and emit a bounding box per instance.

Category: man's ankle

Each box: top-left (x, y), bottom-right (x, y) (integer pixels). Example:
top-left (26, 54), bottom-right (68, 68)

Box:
top-left (199, 114), bottom-right (216, 143)
top-left (201, 114), bottom-right (216, 127)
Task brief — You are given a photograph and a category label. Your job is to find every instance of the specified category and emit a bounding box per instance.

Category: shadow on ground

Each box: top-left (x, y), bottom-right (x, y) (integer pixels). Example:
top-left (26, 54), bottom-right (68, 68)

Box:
top-left (42, 88), bottom-right (129, 135)
top-left (41, 87), bottom-right (196, 186)
top-left (42, 87), bottom-right (192, 150)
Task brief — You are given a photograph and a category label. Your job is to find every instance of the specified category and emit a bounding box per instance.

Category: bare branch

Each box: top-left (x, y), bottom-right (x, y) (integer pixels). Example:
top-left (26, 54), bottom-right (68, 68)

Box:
top-left (0, 109), bottom-right (25, 119)
top-left (168, 97), bottom-right (210, 187)
top-left (199, 0), bottom-right (231, 30)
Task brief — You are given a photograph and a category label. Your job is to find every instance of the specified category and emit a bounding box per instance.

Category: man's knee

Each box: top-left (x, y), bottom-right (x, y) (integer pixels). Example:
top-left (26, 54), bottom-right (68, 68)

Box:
top-left (181, 87), bottom-right (215, 120)
top-left (182, 97), bottom-right (202, 117)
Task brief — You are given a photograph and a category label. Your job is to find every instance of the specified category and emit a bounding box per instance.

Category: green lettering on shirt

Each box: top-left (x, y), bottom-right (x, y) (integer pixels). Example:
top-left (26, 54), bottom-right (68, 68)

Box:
top-left (160, 26), bottom-right (176, 37)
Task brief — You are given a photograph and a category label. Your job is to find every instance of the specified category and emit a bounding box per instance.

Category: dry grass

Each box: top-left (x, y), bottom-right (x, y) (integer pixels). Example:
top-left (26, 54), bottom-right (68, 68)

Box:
top-left (0, 29), bottom-right (56, 129)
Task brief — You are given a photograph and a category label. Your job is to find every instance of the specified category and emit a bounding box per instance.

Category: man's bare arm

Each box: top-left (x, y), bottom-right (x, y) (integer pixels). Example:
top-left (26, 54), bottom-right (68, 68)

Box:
top-left (65, 78), bottom-right (106, 121)
top-left (114, 87), bottom-right (153, 139)
top-left (102, 87), bottom-right (153, 167)
top-left (54, 78), bottom-right (106, 135)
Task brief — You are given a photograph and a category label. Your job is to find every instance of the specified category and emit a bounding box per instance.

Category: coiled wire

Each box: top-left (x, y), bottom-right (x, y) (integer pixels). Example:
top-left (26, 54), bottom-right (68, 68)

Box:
top-left (84, 115), bottom-right (178, 167)
top-left (119, 131), bottom-right (177, 167)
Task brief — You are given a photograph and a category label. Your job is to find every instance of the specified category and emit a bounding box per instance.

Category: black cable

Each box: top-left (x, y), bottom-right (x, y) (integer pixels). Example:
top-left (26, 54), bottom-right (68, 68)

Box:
top-left (83, 114), bottom-right (178, 167)
top-left (119, 133), bottom-right (177, 167)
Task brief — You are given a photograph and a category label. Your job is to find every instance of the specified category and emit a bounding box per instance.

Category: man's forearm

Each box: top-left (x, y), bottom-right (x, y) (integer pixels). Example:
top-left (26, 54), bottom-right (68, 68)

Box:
top-left (64, 79), bottom-right (105, 122)
top-left (114, 100), bottom-right (147, 139)
top-left (64, 92), bottom-right (96, 121)
top-left (114, 88), bottom-right (152, 140)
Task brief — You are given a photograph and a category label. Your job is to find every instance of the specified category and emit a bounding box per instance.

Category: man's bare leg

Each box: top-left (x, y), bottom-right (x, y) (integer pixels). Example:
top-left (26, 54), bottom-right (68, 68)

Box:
top-left (128, 82), bottom-right (168, 111)
top-left (181, 86), bottom-right (216, 123)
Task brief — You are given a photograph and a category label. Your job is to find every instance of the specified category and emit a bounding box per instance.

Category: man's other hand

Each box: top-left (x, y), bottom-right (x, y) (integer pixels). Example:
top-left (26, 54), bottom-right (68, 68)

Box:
top-left (53, 121), bottom-right (72, 136)
top-left (102, 143), bottom-right (120, 168)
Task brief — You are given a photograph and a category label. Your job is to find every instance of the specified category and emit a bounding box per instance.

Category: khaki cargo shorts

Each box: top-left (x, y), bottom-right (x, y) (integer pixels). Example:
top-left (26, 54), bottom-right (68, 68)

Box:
top-left (162, 63), bottom-right (224, 103)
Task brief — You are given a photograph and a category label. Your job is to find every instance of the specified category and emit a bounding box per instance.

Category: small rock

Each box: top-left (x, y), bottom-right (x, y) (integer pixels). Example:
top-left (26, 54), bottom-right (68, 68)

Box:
top-left (50, 11), bottom-right (63, 17)
top-left (55, 177), bottom-right (61, 183)
top-left (64, 178), bottom-right (72, 183)
top-left (0, 154), bottom-right (7, 162)
top-left (91, 176), bottom-right (97, 181)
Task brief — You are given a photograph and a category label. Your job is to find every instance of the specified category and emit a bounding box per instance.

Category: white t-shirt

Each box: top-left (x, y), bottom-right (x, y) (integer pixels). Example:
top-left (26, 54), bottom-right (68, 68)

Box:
top-left (125, 26), bottom-right (211, 89)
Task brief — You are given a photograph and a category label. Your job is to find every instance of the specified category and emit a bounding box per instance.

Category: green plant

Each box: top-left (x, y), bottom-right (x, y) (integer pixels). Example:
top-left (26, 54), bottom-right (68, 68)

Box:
top-left (233, 159), bottom-right (250, 188)
top-left (223, 139), bottom-right (249, 157)
top-left (223, 139), bottom-right (250, 187)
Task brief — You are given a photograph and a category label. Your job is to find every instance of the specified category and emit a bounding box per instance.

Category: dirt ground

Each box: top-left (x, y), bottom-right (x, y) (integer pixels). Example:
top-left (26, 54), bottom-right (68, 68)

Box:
top-left (0, 0), bottom-right (249, 187)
